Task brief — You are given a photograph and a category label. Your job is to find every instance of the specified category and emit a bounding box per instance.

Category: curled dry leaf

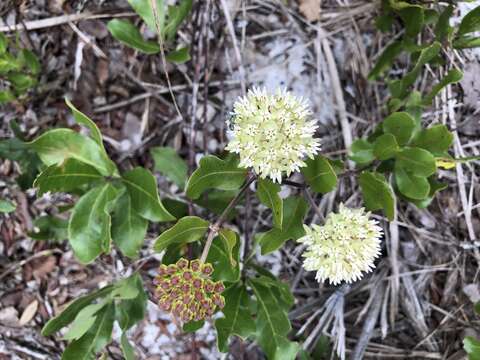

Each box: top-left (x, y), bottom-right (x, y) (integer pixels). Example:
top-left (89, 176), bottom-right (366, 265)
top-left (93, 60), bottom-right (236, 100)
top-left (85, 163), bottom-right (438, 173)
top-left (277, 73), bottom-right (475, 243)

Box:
top-left (299, 0), bottom-right (322, 22)
top-left (19, 300), bottom-right (39, 326)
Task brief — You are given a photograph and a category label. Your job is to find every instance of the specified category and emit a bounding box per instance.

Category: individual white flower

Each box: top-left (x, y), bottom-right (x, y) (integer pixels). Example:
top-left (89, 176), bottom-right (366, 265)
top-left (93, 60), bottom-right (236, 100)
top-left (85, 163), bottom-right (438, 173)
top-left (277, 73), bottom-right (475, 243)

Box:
top-left (226, 87), bottom-right (320, 183)
top-left (298, 204), bottom-right (383, 285)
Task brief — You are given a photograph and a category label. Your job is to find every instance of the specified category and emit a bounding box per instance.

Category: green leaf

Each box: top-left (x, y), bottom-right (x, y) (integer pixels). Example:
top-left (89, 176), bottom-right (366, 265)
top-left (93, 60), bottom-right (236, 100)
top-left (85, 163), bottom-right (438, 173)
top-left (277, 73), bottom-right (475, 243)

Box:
top-left (258, 197), bottom-right (307, 255)
top-left (186, 155), bottom-right (247, 200)
top-left (64, 301), bottom-right (109, 340)
top-left (61, 303), bottom-right (115, 360)
top-left (248, 279), bottom-right (299, 360)
top-left (413, 124), bottom-right (453, 156)
top-left (464, 336), bottom-right (480, 360)
top-left (153, 216), bottom-right (209, 252)
top-left (127, 0), bottom-right (165, 33)
top-left (183, 320), bottom-right (204, 333)
top-left (0, 199), bottom-right (16, 213)
top-left (65, 99), bottom-right (104, 148)
top-left (407, 178), bottom-right (447, 208)
top-left (116, 273), bottom-right (147, 331)
top-left (453, 36), bottom-right (480, 49)
top-left (207, 229), bottom-right (240, 283)
top-left (120, 333), bottom-right (135, 360)
top-left (390, 2), bottom-right (424, 37)
top-left (42, 285), bottom-right (115, 336)
top-left (349, 139), bottom-right (374, 165)
top-left (382, 112), bottom-right (416, 146)
top-left (0, 33), bottom-right (7, 54)
top-left (34, 158), bottom-right (103, 195)
top-left (68, 183), bottom-right (120, 264)
top-left (458, 5), bottom-right (480, 36)
top-left (358, 171), bottom-right (395, 220)
top-left (151, 146), bottom-right (188, 188)
top-left (215, 283), bottom-right (256, 353)
top-left (29, 128), bottom-right (117, 176)
top-left (194, 189), bottom-right (237, 216)
top-left (422, 69), bottom-right (463, 105)
top-left (435, 5), bottom-right (453, 42)
top-left (122, 167), bottom-right (175, 222)
top-left (394, 166), bottom-right (430, 200)
top-left (19, 49), bottom-right (41, 75)
top-left (8, 72), bottom-right (36, 92)
top-left (373, 133), bottom-right (399, 160)
top-left (395, 147), bottom-right (437, 177)
top-left (368, 41), bottom-right (403, 80)
top-left (301, 155), bottom-right (338, 194)
top-left (29, 215), bottom-right (68, 242)
top-left (256, 178), bottom-right (283, 229)
top-left (107, 19), bottom-right (160, 54)
top-left (164, 0), bottom-right (193, 41)
top-left (166, 46), bottom-right (191, 63)
top-left (111, 192), bottom-right (148, 258)
top-left (390, 42), bottom-right (441, 98)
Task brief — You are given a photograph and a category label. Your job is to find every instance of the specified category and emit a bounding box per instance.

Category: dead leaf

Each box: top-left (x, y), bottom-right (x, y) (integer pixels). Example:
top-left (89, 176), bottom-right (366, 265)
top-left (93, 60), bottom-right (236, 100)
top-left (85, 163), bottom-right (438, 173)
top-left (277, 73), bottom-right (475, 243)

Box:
top-left (19, 300), bottom-right (38, 326)
top-left (0, 306), bottom-right (19, 326)
top-left (33, 255), bottom-right (57, 280)
top-left (299, 0), bottom-right (321, 22)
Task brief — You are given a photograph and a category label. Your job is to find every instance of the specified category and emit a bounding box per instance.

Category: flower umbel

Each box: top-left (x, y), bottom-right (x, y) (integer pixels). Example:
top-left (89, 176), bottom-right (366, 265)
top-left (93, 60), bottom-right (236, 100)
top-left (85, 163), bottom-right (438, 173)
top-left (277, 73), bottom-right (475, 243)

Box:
top-left (226, 87), bottom-right (320, 183)
top-left (155, 258), bottom-right (225, 322)
top-left (298, 205), bottom-right (383, 285)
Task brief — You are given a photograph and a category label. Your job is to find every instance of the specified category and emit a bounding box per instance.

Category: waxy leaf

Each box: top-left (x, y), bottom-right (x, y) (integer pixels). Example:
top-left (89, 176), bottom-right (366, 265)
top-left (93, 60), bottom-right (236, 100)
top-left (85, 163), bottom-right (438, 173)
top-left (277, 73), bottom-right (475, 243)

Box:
top-left (207, 229), bottom-right (240, 283)
top-left (64, 301), bottom-right (109, 341)
top-left (164, 0), bottom-right (193, 41)
top-left (65, 99), bottom-right (103, 148)
top-left (368, 41), bottom-right (403, 80)
top-left (127, 0), bottom-right (165, 33)
top-left (464, 336), bottom-right (480, 360)
top-left (107, 19), bottom-right (160, 54)
top-left (61, 303), bottom-right (115, 360)
top-left (458, 5), bottom-right (480, 36)
top-left (68, 183), bottom-right (120, 264)
top-left (258, 196), bottom-right (307, 255)
top-left (42, 285), bottom-right (116, 336)
top-left (165, 46), bottom-right (191, 63)
top-left (248, 279), bottom-right (299, 360)
top-left (186, 155), bottom-right (247, 200)
top-left (301, 155), bottom-right (338, 194)
top-left (394, 166), bottom-right (430, 200)
top-left (413, 124), bottom-right (453, 156)
top-left (256, 178), bottom-right (283, 229)
top-left (382, 112), bottom-right (416, 146)
top-left (215, 283), bottom-right (256, 352)
top-left (349, 139), bottom-right (375, 165)
top-left (152, 146), bottom-right (188, 188)
top-left (122, 167), bottom-right (174, 222)
top-left (422, 69), bottom-right (463, 106)
top-left (116, 273), bottom-right (148, 331)
top-left (453, 36), bottom-right (480, 49)
top-left (153, 216), bottom-right (209, 252)
top-left (359, 171), bottom-right (395, 220)
top-left (373, 133), bottom-right (399, 160)
top-left (30, 129), bottom-right (117, 176)
top-left (34, 158), bottom-right (103, 195)
top-left (395, 147), bottom-right (436, 177)
top-left (111, 192), bottom-right (148, 258)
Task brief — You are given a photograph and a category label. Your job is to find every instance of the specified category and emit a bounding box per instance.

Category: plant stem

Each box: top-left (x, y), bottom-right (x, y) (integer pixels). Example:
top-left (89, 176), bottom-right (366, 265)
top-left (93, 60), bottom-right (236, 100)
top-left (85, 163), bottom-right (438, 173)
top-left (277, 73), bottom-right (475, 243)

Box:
top-left (199, 174), bottom-right (256, 263)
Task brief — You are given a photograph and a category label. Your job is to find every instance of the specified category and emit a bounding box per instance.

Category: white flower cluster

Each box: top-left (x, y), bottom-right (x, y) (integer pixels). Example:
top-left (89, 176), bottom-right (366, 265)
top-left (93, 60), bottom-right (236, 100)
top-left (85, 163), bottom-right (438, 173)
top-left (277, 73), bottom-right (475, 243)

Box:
top-left (298, 205), bottom-right (383, 285)
top-left (226, 87), bottom-right (320, 183)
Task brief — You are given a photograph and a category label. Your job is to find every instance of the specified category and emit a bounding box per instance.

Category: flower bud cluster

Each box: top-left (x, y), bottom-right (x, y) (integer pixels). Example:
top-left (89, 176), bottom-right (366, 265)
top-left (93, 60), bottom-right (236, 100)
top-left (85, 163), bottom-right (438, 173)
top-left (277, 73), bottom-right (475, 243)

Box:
top-left (155, 258), bottom-right (225, 322)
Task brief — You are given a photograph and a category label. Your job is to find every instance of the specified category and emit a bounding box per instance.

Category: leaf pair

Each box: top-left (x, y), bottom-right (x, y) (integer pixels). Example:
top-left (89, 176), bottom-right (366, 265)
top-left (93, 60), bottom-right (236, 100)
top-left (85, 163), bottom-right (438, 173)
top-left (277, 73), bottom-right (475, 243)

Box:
top-left (42, 274), bottom-right (147, 360)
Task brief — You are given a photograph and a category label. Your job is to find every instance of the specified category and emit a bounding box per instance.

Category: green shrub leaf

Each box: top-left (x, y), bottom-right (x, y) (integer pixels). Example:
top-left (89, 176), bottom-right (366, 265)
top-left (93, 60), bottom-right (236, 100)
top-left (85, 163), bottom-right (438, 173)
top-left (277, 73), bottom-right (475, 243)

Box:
top-left (453, 36), bottom-right (480, 49)
top-left (111, 192), bottom-right (148, 258)
top-left (464, 336), bottom-right (480, 360)
top-left (413, 124), bottom-right (453, 156)
top-left (29, 128), bottom-right (117, 176)
top-left (0, 199), bottom-right (16, 213)
top-left (382, 112), bottom-right (416, 146)
top-left (185, 155), bottom-right (247, 200)
top-left (349, 139), bottom-right (375, 165)
top-left (394, 166), bottom-right (430, 200)
top-left (151, 146), bottom-right (188, 188)
top-left (128, 0), bottom-right (165, 33)
top-left (368, 41), bottom-right (403, 80)
top-left (301, 155), bottom-right (338, 194)
top-left (207, 229), bottom-right (240, 283)
top-left (107, 19), bottom-right (160, 54)
top-left (422, 69), bottom-right (463, 105)
top-left (153, 216), bottom-right (209, 252)
top-left (257, 196), bottom-right (307, 255)
top-left (29, 215), bottom-right (68, 242)
top-left (122, 167), bottom-right (175, 222)
top-left (65, 99), bottom-right (104, 148)
top-left (166, 46), bottom-right (191, 63)
top-left (256, 178), bottom-right (283, 229)
top-left (68, 183), bottom-right (120, 264)
top-left (359, 171), bottom-right (395, 220)
top-left (215, 283), bottom-right (256, 353)
top-left (373, 133), bottom-right (399, 160)
top-left (458, 5), bottom-right (480, 36)
top-left (395, 147), bottom-right (437, 177)
top-left (34, 158), bottom-right (103, 195)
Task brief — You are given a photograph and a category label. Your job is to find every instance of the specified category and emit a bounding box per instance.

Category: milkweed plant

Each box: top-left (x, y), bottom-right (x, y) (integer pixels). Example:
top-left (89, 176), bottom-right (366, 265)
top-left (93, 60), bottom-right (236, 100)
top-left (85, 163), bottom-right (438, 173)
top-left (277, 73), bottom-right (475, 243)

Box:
top-left (1, 1), bottom-right (480, 359)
